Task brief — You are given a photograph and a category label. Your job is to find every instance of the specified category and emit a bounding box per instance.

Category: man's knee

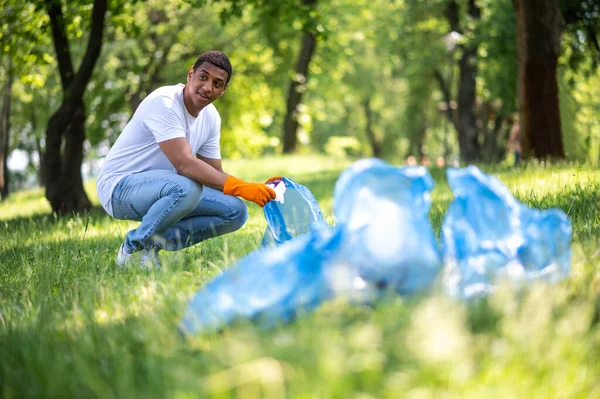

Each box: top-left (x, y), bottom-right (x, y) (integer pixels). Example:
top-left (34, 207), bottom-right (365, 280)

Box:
top-left (228, 197), bottom-right (248, 231)
top-left (171, 179), bottom-right (204, 214)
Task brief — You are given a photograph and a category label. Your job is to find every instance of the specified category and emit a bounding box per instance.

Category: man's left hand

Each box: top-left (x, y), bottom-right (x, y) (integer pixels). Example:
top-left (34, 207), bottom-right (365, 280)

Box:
top-left (265, 176), bottom-right (283, 184)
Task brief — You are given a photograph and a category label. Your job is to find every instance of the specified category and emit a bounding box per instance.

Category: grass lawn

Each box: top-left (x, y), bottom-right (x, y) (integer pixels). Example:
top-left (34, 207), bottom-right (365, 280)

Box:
top-left (1, 155), bottom-right (599, 398)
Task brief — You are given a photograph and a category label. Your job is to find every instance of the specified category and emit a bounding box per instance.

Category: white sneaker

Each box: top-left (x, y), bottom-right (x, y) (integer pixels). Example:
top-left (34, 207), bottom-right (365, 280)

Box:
top-left (140, 247), bottom-right (161, 270)
top-left (116, 243), bottom-right (134, 268)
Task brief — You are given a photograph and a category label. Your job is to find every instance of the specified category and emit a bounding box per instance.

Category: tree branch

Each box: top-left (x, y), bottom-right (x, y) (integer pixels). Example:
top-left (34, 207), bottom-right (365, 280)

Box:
top-left (445, 0), bottom-right (461, 33)
top-left (45, 0), bottom-right (75, 89)
top-left (45, 0), bottom-right (108, 140)
top-left (434, 69), bottom-right (458, 132)
top-left (66, 0), bottom-right (108, 105)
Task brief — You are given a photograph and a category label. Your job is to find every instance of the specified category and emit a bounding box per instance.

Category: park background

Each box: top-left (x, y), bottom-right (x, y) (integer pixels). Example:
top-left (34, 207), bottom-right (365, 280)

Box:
top-left (1, 0), bottom-right (600, 397)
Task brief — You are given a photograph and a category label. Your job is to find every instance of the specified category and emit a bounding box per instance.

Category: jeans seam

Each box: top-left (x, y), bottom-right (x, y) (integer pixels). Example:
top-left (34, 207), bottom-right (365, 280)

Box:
top-left (201, 196), bottom-right (237, 213)
top-left (141, 186), bottom-right (184, 244)
top-left (180, 196), bottom-right (240, 240)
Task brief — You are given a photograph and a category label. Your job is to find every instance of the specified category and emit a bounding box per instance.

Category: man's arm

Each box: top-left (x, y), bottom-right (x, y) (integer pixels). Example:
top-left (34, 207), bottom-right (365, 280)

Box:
top-left (196, 154), bottom-right (224, 173)
top-left (159, 137), bottom-right (227, 190)
top-left (159, 137), bottom-right (276, 206)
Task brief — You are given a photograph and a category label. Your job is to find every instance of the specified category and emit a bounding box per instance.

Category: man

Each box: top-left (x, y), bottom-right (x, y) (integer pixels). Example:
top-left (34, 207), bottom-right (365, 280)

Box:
top-left (97, 50), bottom-right (278, 269)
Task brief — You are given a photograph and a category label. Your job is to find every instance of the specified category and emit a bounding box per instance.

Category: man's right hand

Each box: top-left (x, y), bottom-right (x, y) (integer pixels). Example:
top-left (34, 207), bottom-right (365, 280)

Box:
top-left (223, 176), bottom-right (276, 207)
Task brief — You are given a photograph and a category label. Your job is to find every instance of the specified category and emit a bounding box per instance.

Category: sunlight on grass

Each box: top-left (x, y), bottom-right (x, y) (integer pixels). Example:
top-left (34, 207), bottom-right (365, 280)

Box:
top-left (1, 156), bottom-right (599, 397)
top-left (0, 187), bottom-right (51, 220)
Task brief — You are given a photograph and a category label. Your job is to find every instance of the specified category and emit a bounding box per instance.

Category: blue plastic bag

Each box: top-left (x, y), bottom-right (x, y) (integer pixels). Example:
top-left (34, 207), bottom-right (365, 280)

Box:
top-left (262, 177), bottom-right (324, 246)
top-left (333, 158), bottom-right (443, 295)
top-left (180, 224), bottom-right (346, 335)
top-left (180, 159), bottom-right (445, 335)
top-left (181, 160), bottom-right (573, 336)
top-left (442, 166), bottom-right (572, 299)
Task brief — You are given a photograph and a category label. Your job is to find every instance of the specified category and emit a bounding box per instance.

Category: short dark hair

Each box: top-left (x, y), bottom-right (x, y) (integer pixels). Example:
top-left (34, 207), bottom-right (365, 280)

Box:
top-left (193, 51), bottom-right (233, 84)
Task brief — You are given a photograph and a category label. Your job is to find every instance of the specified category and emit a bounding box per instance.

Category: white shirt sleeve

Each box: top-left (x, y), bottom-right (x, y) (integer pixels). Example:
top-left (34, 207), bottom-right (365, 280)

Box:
top-left (144, 95), bottom-right (186, 143)
top-left (197, 109), bottom-right (222, 159)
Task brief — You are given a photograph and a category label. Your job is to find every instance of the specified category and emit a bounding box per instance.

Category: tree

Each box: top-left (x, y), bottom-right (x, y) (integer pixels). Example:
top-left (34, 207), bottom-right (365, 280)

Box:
top-left (361, 96), bottom-right (381, 157)
top-left (282, 0), bottom-right (318, 153)
top-left (302, 0), bottom-right (411, 159)
top-left (513, 0), bottom-right (565, 159)
top-left (0, 57), bottom-right (13, 200)
top-left (43, 0), bottom-right (108, 213)
top-left (442, 0), bottom-right (481, 162)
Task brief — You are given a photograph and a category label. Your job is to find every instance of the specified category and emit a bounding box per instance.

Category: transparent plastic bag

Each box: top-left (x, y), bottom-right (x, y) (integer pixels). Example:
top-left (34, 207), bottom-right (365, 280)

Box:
top-left (442, 166), bottom-right (572, 299)
top-left (180, 159), bottom-right (446, 335)
top-left (180, 224), bottom-right (350, 335)
top-left (333, 158), bottom-right (443, 295)
top-left (261, 177), bottom-right (324, 246)
top-left (181, 161), bottom-right (573, 336)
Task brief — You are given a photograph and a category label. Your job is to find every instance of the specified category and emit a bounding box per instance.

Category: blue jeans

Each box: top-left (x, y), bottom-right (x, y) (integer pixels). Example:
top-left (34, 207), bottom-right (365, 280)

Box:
top-left (111, 170), bottom-right (248, 252)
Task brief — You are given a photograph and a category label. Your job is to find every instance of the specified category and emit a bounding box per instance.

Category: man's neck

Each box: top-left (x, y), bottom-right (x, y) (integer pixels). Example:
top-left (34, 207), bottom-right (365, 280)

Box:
top-left (182, 84), bottom-right (202, 117)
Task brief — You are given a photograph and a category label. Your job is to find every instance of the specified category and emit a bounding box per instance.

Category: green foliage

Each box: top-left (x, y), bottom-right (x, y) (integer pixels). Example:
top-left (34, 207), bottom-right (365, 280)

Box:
top-left (324, 136), bottom-right (364, 158)
top-left (82, 0), bottom-right (289, 157)
top-left (477, 0), bottom-right (518, 115)
top-left (4, 0), bottom-right (600, 196)
top-left (0, 0), bottom-right (56, 179)
top-left (1, 157), bottom-right (600, 397)
top-left (560, 0), bottom-right (600, 74)
top-left (560, 66), bottom-right (600, 163)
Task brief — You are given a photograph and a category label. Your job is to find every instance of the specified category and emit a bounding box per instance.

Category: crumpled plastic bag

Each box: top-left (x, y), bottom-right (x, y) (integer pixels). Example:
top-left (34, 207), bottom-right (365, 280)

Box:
top-left (442, 166), bottom-right (572, 299)
top-left (261, 177), bottom-right (324, 246)
top-left (332, 158), bottom-right (443, 295)
top-left (180, 224), bottom-right (354, 335)
top-left (180, 159), bottom-right (444, 336)
top-left (181, 161), bottom-right (573, 336)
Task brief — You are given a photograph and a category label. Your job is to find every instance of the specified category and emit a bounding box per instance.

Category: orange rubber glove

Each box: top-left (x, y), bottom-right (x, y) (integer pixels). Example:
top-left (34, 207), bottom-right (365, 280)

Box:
top-left (223, 175), bottom-right (276, 207)
top-left (265, 176), bottom-right (283, 184)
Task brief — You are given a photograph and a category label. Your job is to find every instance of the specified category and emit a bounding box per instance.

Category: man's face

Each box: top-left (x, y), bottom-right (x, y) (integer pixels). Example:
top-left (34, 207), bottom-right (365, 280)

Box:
top-left (184, 62), bottom-right (229, 115)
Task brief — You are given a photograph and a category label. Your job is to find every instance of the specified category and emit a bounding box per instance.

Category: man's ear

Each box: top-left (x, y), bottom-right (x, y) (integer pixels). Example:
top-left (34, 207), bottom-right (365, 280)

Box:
top-left (186, 66), bottom-right (194, 83)
top-left (221, 83), bottom-right (228, 96)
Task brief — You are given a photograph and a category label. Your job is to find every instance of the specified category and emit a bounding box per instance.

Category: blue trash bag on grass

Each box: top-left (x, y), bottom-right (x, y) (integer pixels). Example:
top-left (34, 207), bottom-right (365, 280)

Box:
top-left (442, 166), bottom-right (572, 299)
top-left (180, 159), bottom-right (444, 336)
top-left (332, 158), bottom-right (443, 295)
top-left (184, 160), bottom-right (577, 336)
top-left (261, 177), bottom-right (324, 247)
top-left (180, 224), bottom-right (350, 335)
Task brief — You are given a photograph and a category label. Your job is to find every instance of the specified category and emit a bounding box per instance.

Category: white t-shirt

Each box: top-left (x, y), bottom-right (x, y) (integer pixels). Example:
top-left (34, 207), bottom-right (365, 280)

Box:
top-left (97, 83), bottom-right (221, 216)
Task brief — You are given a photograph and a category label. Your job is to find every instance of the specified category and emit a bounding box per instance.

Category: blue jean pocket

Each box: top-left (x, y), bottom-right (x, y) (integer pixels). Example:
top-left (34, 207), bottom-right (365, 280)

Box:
top-left (112, 198), bottom-right (142, 221)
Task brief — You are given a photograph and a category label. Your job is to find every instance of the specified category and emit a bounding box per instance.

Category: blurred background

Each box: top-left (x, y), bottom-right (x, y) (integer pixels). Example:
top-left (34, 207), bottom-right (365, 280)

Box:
top-left (0, 0), bottom-right (599, 213)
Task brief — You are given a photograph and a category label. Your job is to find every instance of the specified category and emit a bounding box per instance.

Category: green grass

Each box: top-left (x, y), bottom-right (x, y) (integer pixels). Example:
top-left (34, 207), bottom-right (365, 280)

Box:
top-left (1, 155), bottom-right (599, 398)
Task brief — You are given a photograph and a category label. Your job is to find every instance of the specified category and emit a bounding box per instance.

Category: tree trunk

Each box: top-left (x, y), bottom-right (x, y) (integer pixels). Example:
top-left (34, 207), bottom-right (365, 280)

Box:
top-left (457, 46), bottom-right (479, 162)
top-left (444, 0), bottom-right (481, 163)
top-left (456, 0), bottom-right (481, 163)
top-left (498, 118), bottom-right (515, 161)
top-left (513, 0), bottom-right (565, 159)
top-left (43, 0), bottom-right (107, 213)
top-left (44, 102), bottom-right (92, 212)
top-left (363, 96), bottom-right (381, 158)
top-left (282, 0), bottom-right (318, 153)
top-left (482, 113), bottom-right (505, 163)
top-left (414, 123), bottom-right (427, 161)
top-left (434, 69), bottom-right (458, 133)
top-left (0, 57), bottom-right (13, 200)
top-left (30, 107), bottom-right (45, 186)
